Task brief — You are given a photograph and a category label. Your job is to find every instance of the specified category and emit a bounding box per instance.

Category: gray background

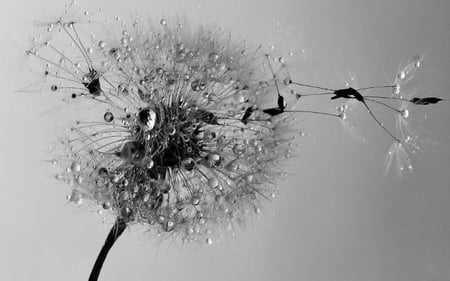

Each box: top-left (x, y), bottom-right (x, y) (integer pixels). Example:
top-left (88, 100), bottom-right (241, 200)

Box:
top-left (1, 0), bottom-right (450, 280)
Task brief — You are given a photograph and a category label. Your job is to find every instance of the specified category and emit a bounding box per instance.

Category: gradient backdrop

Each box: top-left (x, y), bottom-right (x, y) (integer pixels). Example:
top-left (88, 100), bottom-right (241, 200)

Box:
top-left (1, 0), bottom-right (450, 280)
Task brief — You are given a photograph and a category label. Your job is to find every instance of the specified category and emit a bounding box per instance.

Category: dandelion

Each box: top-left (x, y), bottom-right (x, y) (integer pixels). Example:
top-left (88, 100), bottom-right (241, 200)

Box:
top-left (28, 7), bottom-right (304, 280)
top-left (25, 4), bottom-right (448, 281)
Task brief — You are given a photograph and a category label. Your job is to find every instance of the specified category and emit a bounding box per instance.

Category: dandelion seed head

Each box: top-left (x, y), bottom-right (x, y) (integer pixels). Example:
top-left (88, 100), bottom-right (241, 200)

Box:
top-left (31, 10), bottom-right (301, 244)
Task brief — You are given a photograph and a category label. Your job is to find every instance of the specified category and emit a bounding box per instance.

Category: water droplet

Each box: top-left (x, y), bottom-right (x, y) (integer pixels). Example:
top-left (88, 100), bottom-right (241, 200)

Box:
top-left (163, 220), bottom-right (175, 232)
top-left (182, 158), bottom-right (195, 171)
top-left (103, 111), bottom-right (114, 122)
top-left (232, 144), bottom-right (245, 155)
top-left (102, 202), bottom-right (111, 209)
top-left (191, 195), bottom-right (201, 205)
top-left (207, 153), bottom-right (221, 167)
top-left (393, 84), bottom-right (401, 95)
top-left (168, 126), bottom-right (176, 135)
top-left (138, 107), bottom-right (157, 130)
top-left (283, 78), bottom-right (291, 86)
top-left (208, 52), bottom-right (219, 63)
top-left (70, 161), bottom-right (81, 173)
top-left (401, 109), bottom-right (409, 118)
top-left (398, 71), bottom-right (406, 80)
top-left (145, 158), bottom-right (154, 169)
top-left (208, 178), bottom-right (219, 188)
top-left (98, 167), bottom-right (108, 177)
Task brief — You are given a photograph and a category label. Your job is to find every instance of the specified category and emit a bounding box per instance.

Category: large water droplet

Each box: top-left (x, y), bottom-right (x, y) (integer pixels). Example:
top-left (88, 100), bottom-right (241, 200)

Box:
top-left (208, 52), bottom-right (219, 63)
top-left (70, 161), bottom-right (81, 173)
top-left (103, 111), bottom-right (114, 122)
top-left (401, 109), bottom-right (409, 118)
top-left (208, 178), bottom-right (219, 188)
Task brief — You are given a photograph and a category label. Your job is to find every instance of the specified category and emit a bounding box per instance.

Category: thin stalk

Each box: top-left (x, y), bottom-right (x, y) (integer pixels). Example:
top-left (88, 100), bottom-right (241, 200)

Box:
top-left (88, 218), bottom-right (127, 281)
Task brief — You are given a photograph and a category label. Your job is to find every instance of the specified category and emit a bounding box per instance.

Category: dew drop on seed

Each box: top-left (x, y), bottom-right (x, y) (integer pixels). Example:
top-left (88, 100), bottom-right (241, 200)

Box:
top-left (208, 52), bottom-right (219, 63)
top-left (98, 41), bottom-right (106, 49)
top-left (283, 78), bottom-right (291, 86)
top-left (103, 111), bottom-right (114, 122)
top-left (70, 161), bottom-right (81, 173)
top-left (208, 178), bottom-right (219, 188)
top-left (401, 109), bottom-right (409, 118)
top-left (393, 84), bottom-right (401, 95)
top-left (145, 158), bottom-right (154, 169)
top-left (191, 196), bottom-right (201, 205)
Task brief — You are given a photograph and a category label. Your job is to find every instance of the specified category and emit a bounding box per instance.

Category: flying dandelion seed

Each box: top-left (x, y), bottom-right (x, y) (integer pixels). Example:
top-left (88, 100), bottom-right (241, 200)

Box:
top-left (25, 3), bottom-right (449, 281)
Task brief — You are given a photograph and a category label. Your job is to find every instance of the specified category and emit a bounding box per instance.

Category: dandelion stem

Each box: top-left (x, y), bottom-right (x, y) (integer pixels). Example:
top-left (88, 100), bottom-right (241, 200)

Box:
top-left (89, 218), bottom-right (127, 281)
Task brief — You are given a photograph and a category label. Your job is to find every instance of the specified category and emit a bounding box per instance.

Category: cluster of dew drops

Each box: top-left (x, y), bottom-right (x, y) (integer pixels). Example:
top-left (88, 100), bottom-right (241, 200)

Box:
top-left (28, 8), bottom-right (309, 245)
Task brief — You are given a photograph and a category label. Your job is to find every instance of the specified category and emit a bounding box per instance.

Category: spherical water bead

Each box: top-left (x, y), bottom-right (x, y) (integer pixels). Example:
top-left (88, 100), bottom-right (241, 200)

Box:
top-left (118, 141), bottom-right (146, 162)
top-left (70, 161), bottom-right (81, 173)
top-left (98, 167), bottom-right (108, 177)
top-left (337, 105), bottom-right (345, 113)
top-left (191, 195), bottom-right (201, 206)
top-left (182, 158), bottom-right (195, 171)
top-left (401, 109), bottom-right (409, 118)
top-left (164, 221), bottom-right (175, 232)
top-left (207, 178), bottom-right (219, 188)
top-left (208, 52), bottom-right (219, 63)
top-left (69, 190), bottom-right (82, 204)
top-left (138, 107), bottom-right (157, 130)
top-left (145, 158), bottom-right (154, 170)
top-left (393, 84), bottom-right (401, 95)
top-left (245, 174), bottom-right (254, 184)
top-left (103, 111), bottom-right (114, 122)
top-left (168, 126), bottom-right (176, 136)
top-left (207, 153), bottom-right (221, 167)
top-left (283, 78), bottom-right (292, 86)
top-left (98, 40), bottom-right (106, 49)
top-left (232, 144), bottom-right (245, 155)
top-left (233, 92), bottom-right (245, 103)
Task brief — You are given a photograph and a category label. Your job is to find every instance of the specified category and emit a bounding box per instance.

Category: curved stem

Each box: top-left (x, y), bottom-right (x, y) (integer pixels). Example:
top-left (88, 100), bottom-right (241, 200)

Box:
top-left (88, 218), bottom-right (127, 281)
